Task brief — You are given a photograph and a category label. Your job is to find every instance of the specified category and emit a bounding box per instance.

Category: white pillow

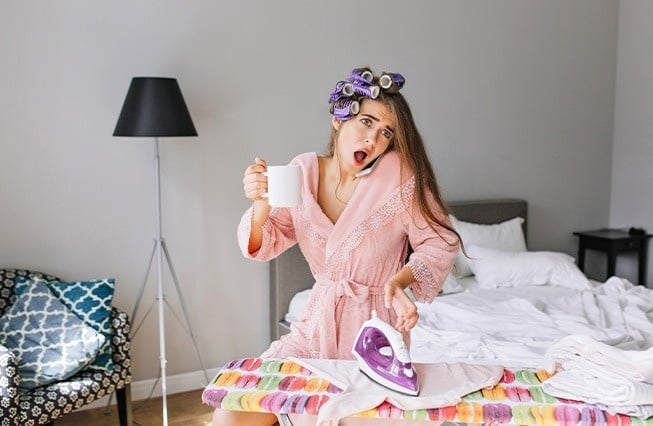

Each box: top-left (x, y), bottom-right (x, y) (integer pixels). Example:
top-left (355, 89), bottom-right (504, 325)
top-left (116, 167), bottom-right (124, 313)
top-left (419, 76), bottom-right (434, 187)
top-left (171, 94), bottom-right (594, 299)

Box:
top-left (284, 288), bottom-right (313, 323)
top-left (467, 245), bottom-right (590, 290)
top-left (449, 215), bottom-right (527, 278)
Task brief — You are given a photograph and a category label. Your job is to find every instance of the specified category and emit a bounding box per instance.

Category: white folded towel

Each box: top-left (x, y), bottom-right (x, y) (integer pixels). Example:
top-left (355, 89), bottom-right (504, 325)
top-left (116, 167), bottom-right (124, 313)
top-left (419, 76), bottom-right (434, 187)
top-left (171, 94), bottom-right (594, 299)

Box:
top-left (542, 359), bottom-right (653, 406)
top-left (291, 357), bottom-right (503, 426)
top-left (544, 334), bottom-right (653, 383)
top-left (542, 334), bottom-right (653, 417)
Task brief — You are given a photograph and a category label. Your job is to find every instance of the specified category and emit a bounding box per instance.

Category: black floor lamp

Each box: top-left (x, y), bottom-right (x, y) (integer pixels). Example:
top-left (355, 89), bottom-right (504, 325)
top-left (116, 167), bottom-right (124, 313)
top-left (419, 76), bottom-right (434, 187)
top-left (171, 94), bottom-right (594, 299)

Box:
top-left (113, 77), bottom-right (207, 426)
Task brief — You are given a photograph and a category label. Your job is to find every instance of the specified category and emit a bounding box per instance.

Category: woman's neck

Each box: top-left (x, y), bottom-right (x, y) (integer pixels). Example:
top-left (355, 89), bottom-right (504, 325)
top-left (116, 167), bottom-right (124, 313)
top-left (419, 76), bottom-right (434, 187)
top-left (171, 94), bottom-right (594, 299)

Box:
top-left (325, 155), bottom-right (357, 185)
top-left (318, 155), bottom-right (360, 215)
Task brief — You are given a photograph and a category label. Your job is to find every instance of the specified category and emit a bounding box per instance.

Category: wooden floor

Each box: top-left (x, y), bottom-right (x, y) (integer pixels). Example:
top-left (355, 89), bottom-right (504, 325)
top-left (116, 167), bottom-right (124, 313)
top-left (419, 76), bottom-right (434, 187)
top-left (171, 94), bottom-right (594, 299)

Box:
top-left (53, 389), bottom-right (214, 426)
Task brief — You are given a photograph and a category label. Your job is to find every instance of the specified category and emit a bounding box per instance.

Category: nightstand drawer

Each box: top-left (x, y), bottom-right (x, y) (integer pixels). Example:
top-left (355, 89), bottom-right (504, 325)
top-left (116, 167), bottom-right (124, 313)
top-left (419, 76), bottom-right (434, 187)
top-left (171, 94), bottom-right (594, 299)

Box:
top-left (613, 238), bottom-right (641, 251)
top-left (573, 228), bottom-right (651, 286)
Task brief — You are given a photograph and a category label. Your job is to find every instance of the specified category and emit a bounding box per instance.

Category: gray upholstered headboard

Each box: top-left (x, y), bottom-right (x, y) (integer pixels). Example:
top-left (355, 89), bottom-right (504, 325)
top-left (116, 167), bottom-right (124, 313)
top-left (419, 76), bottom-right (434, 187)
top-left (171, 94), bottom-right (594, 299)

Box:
top-left (269, 198), bottom-right (527, 341)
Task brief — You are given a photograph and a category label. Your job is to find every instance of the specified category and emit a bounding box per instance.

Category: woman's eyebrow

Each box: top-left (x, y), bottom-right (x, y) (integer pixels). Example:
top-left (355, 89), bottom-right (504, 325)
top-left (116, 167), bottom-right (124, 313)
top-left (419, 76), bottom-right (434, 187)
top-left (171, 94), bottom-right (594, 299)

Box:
top-left (361, 113), bottom-right (379, 121)
top-left (361, 113), bottom-right (395, 132)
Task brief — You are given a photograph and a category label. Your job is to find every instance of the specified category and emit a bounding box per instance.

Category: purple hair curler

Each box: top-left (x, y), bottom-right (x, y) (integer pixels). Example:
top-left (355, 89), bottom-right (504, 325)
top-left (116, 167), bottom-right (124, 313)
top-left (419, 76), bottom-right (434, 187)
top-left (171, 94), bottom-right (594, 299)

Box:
top-left (350, 67), bottom-right (374, 84)
top-left (328, 80), bottom-right (355, 103)
top-left (330, 98), bottom-right (360, 120)
top-left (351, 82), bottom-right (380, 99)
top-left (379, 72), bottom-right (405, 93)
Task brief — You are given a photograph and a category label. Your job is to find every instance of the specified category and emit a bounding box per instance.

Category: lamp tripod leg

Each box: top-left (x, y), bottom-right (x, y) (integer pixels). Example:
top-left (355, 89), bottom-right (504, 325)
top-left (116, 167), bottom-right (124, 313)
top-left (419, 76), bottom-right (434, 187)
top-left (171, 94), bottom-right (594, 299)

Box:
top-left (105, 240), bottom-right (157, 414)
top-left (161, 239), bottom-right (210, 383)
top-left (155, 240), bottom-right (168, 426)
top-left (131, 240), bottom-right (157, 324)
top-left (130, 299), bottom-right (157, 338)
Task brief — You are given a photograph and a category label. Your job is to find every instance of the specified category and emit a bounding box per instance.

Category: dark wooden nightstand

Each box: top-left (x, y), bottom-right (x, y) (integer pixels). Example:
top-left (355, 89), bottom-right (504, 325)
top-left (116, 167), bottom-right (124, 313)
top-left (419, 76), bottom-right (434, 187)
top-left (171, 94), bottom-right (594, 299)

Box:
top-left (573, 228), bottom-right (652, 285)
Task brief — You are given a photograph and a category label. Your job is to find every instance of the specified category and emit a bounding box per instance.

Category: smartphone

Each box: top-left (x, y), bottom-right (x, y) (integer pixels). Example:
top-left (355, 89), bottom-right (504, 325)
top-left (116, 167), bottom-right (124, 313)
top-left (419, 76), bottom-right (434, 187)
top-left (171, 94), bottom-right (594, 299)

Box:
top-left (355, 155), bottom-right (383, 178)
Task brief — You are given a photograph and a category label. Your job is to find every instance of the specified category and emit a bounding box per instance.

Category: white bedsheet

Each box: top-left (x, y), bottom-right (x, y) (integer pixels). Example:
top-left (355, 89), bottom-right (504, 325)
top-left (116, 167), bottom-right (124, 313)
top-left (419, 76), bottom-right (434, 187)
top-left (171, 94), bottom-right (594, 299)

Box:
top-left (411, 277), bottom-right (653, 369)
top-left (283, 276), bottom-right (653, 370)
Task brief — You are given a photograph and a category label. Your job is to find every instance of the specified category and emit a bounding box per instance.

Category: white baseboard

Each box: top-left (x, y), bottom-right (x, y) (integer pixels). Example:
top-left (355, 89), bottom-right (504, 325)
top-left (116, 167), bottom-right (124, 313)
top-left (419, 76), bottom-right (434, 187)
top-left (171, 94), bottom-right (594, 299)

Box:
top-left (79, 367), bottom-right (221, 412)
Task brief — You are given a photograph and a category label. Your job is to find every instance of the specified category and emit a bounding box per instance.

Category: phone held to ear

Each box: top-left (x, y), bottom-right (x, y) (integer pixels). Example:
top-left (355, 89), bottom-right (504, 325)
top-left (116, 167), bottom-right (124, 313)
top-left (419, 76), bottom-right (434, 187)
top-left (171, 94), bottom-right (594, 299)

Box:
top-left (355, 155), bottom-right (382, 178)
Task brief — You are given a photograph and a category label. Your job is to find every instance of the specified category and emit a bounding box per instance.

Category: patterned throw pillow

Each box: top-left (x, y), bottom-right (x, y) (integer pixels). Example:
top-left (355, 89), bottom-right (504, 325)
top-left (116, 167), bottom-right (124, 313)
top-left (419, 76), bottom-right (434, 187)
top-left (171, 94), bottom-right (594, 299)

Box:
top-left (0, 281), bottom-right (105, 391)
top-left (0, 269), bottom-right (60, 317)
top-left (15, 277), bottom-right (115, 371)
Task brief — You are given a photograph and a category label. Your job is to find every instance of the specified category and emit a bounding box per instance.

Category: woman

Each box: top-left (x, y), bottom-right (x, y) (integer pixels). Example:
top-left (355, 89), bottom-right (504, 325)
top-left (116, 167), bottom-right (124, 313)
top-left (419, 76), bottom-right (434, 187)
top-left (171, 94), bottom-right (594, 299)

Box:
top-left (213, 67), bottom-right (460, 426)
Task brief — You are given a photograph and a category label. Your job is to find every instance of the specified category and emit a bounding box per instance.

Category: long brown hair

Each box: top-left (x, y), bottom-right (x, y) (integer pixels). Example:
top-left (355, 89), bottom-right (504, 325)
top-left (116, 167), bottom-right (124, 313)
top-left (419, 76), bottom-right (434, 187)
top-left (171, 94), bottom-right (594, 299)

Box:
top-left (325, 88), bottom-right (461, 248)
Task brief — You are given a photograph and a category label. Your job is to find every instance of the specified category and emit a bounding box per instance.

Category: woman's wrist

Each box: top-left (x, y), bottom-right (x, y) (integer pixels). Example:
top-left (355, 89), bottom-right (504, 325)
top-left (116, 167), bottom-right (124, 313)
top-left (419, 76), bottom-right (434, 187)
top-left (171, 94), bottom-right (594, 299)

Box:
top-left (251, 200), bottom-right (271, 227)
top-left (386, 277), bottom-right (410, 292)
top-left (388, 266), bottom-right (415, 290)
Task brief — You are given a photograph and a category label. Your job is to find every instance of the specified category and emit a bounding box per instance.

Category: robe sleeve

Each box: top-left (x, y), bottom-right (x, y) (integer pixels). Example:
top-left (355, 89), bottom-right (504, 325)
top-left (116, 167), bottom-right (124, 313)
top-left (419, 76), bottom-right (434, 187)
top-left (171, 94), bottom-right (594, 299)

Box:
top-left (237, 205), bottom-right (297, 261)
top-left (402, 194), bottom-right (459, 303)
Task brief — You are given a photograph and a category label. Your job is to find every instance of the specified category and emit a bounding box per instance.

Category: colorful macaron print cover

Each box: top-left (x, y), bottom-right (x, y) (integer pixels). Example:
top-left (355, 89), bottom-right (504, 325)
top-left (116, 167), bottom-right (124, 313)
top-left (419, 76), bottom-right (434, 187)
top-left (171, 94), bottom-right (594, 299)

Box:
top-left (202, 358), bottom-right (649, 424)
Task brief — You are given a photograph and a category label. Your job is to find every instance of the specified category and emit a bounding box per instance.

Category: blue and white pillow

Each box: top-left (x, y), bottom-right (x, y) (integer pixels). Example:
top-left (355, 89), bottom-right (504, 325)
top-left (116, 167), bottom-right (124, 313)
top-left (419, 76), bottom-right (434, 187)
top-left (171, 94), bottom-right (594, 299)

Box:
top-left (0, 281), bottom-right (105, 391)
top-left (0, 269), bottom-right (60, 317)
top-left (15, 277), bottom-right (115, 371)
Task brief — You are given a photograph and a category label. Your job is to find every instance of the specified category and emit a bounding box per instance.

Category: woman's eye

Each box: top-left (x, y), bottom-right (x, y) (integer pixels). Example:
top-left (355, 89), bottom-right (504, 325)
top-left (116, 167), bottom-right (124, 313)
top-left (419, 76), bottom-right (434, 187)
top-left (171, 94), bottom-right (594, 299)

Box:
top-left (382, 130), bottom-right (392, 138)
top-left (360, 118), bottom-right (371, 126)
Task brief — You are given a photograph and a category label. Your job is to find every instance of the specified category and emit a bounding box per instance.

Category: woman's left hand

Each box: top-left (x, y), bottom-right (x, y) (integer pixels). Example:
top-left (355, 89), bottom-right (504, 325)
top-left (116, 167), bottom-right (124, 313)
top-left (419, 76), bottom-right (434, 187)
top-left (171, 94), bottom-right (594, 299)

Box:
top-left (384, 280), bottom-right (418, 333)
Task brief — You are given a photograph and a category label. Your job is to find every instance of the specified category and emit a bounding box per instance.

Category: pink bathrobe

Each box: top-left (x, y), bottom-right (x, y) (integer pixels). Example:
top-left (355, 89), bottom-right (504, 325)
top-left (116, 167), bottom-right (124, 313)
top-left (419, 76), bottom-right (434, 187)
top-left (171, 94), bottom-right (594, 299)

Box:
top-left (237, 151), bottom-right (458, 360)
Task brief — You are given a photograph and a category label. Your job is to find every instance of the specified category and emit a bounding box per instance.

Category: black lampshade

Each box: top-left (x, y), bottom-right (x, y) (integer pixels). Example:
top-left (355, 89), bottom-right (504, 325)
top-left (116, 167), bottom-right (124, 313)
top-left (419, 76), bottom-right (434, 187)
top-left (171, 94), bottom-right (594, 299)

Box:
top-left (113, 77), bottom-right (198, 137)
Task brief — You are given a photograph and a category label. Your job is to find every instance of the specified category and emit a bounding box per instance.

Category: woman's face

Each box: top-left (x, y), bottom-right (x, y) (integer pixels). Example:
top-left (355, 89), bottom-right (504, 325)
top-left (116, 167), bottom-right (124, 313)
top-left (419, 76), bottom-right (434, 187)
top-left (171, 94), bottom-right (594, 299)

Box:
top-left (332, 99), bottom-right (396, 173)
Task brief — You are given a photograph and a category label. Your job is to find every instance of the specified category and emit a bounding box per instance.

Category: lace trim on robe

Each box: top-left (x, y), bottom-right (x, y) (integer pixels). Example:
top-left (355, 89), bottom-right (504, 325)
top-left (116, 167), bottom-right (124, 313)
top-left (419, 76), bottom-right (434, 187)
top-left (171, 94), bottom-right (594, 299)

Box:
top-left (325, 177), bottom-right (416, 276)
top-left (405, 257), bottom-right (439, 302)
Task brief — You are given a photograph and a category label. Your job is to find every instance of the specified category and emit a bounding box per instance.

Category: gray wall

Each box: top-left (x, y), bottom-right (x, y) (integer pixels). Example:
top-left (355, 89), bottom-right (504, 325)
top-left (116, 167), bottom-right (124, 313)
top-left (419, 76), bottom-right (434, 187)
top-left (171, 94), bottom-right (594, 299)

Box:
top-left (0, 0), bottom-right (619, 382)
top-left (610, 0), bottom-right (653, 287)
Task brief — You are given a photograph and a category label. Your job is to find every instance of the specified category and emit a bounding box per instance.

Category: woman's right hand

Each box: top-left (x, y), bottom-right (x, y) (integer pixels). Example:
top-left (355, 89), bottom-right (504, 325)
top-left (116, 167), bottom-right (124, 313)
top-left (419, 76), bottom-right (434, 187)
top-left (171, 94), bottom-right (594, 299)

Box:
top-left (243, 157), bottom-right (268, 202)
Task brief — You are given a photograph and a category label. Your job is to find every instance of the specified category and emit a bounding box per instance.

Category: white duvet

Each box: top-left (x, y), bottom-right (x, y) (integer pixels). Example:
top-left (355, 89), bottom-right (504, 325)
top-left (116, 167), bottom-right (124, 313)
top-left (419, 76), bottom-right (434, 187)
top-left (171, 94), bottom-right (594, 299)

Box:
top-left (284, 276), bottom-right (653, 370)
top-left (411, 277), bottom-right (653, 369)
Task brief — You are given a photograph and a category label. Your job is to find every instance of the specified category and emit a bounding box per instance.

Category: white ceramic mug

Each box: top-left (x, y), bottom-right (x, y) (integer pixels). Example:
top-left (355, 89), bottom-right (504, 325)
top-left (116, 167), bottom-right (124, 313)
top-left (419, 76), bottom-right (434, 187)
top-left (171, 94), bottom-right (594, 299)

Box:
top-left (263, 165), bottom-right (302, 207)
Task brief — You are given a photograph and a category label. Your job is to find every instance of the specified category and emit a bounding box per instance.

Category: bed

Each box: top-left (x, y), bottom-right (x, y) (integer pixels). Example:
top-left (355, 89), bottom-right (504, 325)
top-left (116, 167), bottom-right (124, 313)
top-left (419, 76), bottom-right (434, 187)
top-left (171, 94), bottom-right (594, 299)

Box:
top-left (203, 198), bottom-right (653, 424)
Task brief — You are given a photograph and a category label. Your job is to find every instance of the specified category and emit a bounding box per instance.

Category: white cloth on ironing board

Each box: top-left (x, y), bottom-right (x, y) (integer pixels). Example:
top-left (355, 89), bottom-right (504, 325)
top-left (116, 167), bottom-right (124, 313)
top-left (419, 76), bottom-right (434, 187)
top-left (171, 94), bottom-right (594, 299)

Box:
top-left (290, 357), bottom-right (503, 426)
top-left (544, 334), bottom-right (653, 383)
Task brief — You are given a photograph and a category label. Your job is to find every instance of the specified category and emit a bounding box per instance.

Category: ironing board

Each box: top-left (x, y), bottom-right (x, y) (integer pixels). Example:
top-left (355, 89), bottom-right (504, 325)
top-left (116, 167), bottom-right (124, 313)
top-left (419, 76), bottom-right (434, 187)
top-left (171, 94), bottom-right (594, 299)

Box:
top-left (201, 357), bottom-right (653, 425)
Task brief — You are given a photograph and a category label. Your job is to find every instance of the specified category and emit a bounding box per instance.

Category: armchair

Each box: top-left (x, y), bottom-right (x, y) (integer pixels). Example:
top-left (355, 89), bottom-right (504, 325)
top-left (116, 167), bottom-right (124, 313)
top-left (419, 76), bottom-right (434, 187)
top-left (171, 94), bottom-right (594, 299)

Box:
top-left (0, 269), bottom-right (132, 426)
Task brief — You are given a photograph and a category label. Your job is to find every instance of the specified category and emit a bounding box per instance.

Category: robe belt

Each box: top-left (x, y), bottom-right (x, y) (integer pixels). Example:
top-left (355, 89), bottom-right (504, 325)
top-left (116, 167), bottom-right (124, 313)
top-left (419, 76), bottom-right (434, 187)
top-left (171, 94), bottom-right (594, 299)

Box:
top-left (315, 276), bottom-right (385, 300)
top-left (312, 276), bottom-right (385, 358)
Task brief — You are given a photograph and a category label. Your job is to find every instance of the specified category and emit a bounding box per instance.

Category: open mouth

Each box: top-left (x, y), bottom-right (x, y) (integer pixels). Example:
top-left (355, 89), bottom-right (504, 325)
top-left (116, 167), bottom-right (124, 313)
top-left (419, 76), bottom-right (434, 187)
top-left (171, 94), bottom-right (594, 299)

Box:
top-left (354, 150), bottom-right (368, 164)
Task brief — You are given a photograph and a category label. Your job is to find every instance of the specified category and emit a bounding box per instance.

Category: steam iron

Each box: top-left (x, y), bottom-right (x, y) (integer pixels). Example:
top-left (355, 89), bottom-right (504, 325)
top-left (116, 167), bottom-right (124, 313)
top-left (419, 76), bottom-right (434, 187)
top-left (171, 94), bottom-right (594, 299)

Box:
top-left (352, 310), bottom-right (419, 396)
